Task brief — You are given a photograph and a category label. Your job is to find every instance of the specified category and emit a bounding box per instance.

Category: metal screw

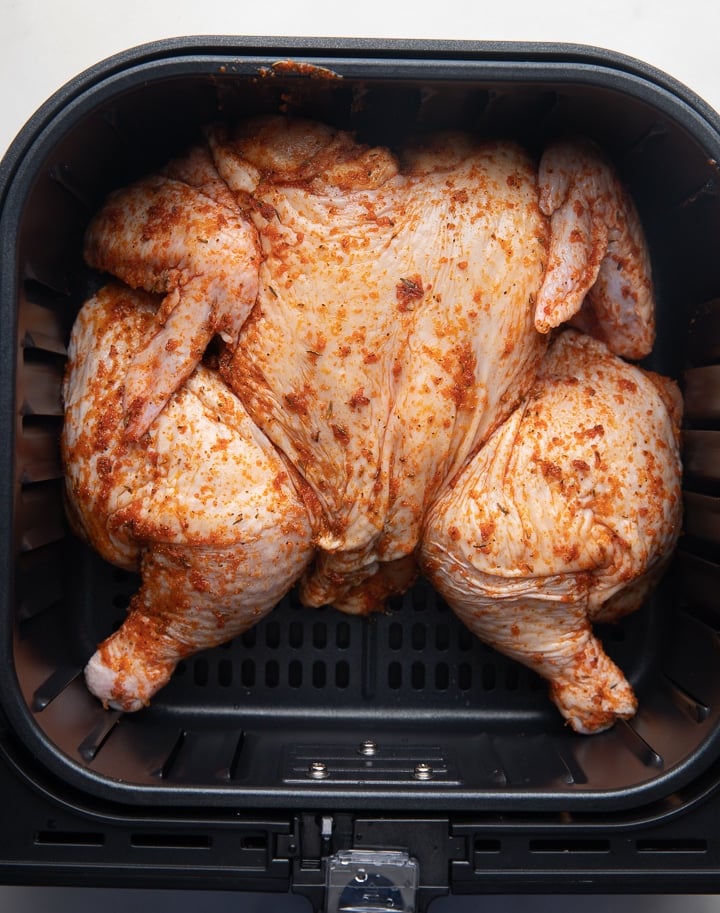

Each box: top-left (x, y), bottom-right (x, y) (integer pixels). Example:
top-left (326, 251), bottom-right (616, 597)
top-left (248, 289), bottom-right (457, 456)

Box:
top-left (359, 739), bottom-right (378, 756)
top-left (308, 761), bottom-right (329, 780)
top-left (414, 762), bottom-right (433, 780)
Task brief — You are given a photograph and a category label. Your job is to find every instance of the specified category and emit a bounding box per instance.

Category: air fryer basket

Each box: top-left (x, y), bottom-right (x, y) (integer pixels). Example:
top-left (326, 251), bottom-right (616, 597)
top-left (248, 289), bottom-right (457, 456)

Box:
top-left (3, 37), bottom-right (720, 903)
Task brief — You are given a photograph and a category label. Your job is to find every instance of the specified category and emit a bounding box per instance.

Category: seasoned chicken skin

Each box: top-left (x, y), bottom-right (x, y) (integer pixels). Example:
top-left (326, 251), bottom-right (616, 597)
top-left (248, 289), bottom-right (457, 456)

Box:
top-left (69, 115), bottom-right (670, 726)
top-left (420, 330), bottom-right (682, 733)
top-left (209, 120), bottom-right (550, 612)
top-left (84, 144), bottom-right (261, 441)
top-left (62, 283), bottom-right (313, 710)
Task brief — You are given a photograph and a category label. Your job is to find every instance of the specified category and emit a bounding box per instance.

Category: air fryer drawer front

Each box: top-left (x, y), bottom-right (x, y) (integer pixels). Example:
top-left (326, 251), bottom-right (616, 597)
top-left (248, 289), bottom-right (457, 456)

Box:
top-left (2, 39), bottom-right (720, 826)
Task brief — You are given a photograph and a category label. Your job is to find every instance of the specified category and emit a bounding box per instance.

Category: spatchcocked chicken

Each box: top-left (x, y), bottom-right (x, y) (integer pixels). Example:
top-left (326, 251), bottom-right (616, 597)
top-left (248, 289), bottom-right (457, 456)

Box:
top-left (62, 115), bottom-right (682, 732)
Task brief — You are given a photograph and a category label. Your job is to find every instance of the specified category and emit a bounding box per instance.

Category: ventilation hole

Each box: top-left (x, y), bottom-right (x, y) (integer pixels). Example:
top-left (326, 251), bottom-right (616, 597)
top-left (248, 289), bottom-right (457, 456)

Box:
top-left (193, 658), bottom-right (208, 687)
top-left (265, 621), bottom-right (281, 649)
top-left (313, 622), bottom-right (327, 649)
top-left (482, 663), bottom-right (496, 691)
top-left (289, 620), bottom-right (303, 648)
top-left (131, 833), bottom-right (212, 850)
top-left (529, 839), bottom-right (610, 854)
top-left (312, 660), bottom-right (327, 688)
top-left (241, 628), bottom-right (256, 649)
top-left (411, 661), bottom-right (426, 690)
top-left (458, 627), bottom-right (474, 651)
top-left (435, 625), bottom-right (450, 651)
top-left (411, 623), bottom-right (426, 651)
top-left (336, 621), bottom-right (350, 649)
top-left (265, 660), bottom-right (279, 688)
top-left (112, 592), bottom-right (130, 610)
top-left (288, 659), bottom-right (303, 688)
top-left (636, 839), bottom-right (707, 854)
top-left (505, 664), bottom-right (520, 691)
top-left (458, 662), bottom-right (472, 691)
top-left (241, 659), bottom-right (256, 688)
top-left (218, 659), bottom-right (232, 687)
top-left (35, 831), bottom-right (104, 847)
top-left (388, 622), bottom-right (403, 650)
top-left (240, 835), bottom-right (268, 851)
top-left (335, 660), bottom-right (350, 689)
top-left (388, 661), bottom-right (402, 690)
top-left (435, 662), bottom-right (449, 690)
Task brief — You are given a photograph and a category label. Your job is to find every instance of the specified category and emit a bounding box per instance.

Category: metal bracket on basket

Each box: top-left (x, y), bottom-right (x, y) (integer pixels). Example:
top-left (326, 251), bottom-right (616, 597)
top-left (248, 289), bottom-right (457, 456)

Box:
top-left (326, 849), bottom-right (419, 913)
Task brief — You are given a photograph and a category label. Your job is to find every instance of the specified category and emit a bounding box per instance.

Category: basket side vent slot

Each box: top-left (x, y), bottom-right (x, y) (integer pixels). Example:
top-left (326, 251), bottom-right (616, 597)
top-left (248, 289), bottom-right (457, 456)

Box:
top-left (18, 481), bottom-right (66, 552)
top-left (663, 674), bottom-right (711, 723)
top-left (20, 292), bottom-right (70, 356)
top-left (684, 364), bottom-right (720, 424)
top-left (156, 729), bottom-right (245, 782)
top-left (19, 415), bottom-right (64, 484)
top-left (32, 665), bottom-right (82, 711)
top-left (683, 491), bottom-right (720, 547)
top-left (19, 352), bottom-right (65, 417)
top-left (615, 720), bottom-right (664, 769)
top-left (677, 551), bottom-right (720, 626)
top-left (16, 542), bottom-right (66, 621)
top-left (686, 298), bottom-right (720, 366)
top-left (684, 430), bottom-right (720, 493)
top-left (78, 709), bottom-right (122, 762)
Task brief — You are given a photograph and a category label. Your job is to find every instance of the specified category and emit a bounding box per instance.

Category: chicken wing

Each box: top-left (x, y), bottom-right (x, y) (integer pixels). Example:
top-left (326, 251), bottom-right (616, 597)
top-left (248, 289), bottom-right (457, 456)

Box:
top-left (535, 138), bottom-right (655, 359)
top-left (83, 146), bottom-right (261, 441)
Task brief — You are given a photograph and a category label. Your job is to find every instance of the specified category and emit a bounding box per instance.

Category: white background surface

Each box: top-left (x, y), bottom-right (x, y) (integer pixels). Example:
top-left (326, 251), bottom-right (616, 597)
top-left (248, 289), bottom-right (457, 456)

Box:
top-left (3, 0), bottom-right (720, 157)
top-left (2, 0), bottom-right (720, 909)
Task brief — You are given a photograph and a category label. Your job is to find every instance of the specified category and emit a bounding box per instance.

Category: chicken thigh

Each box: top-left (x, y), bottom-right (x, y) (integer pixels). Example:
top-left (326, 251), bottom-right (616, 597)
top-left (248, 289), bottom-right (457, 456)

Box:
top-left (62, 283), bottom-right (313, 710)
top-left (420, 330), bottom-right (682, 733)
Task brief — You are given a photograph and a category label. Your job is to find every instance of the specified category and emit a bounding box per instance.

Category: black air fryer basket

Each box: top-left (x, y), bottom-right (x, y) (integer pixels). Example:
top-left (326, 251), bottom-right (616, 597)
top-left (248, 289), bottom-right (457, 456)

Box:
top-left (2, 37), bottom-right (720, 909)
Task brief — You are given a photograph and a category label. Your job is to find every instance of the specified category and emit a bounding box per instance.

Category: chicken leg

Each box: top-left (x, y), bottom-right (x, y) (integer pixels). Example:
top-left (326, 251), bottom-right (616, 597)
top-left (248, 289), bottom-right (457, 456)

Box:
top-left (62, 283), bottom-right (313, 710)
top-left (420, 330), bottom-right (682, 733)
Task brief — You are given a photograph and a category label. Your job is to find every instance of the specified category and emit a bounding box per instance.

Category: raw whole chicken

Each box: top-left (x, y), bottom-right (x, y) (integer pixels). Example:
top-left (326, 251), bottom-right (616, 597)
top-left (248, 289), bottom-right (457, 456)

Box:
top-left (62, 114), bottom-right (681, 732)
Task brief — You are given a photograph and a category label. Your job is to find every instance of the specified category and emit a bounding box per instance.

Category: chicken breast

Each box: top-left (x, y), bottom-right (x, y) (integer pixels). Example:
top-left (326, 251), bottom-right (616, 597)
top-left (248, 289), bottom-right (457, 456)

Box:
top-left (207, 119), bottom-right (549, 611)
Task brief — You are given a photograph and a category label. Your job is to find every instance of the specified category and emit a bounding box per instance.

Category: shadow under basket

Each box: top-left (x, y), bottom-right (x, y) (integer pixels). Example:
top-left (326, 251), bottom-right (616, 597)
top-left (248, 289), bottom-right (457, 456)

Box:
top-left (3, 37), bottom-right (720, 904)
